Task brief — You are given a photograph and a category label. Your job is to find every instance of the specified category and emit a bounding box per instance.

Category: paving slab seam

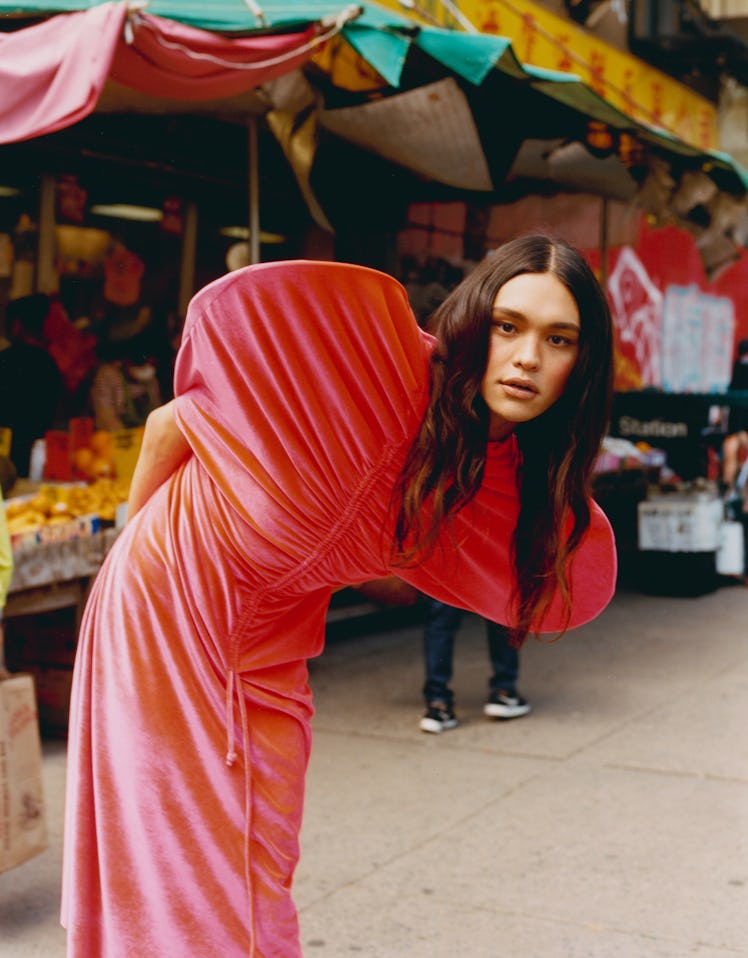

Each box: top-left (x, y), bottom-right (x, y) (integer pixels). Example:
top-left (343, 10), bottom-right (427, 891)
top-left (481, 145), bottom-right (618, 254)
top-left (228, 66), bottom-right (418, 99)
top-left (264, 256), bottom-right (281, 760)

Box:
top-left (387, 898), bottom-right (748, 956)
top-left (602, 762), bottom-right (748, 785)
top-left (311, 724), bottom-right (572, 763)
top-left (545, 697), bottom-right (722, 763)
top-left (299, 778), bottom-right (569, 914)
top-left (300, 887), bottom-right (748, 957)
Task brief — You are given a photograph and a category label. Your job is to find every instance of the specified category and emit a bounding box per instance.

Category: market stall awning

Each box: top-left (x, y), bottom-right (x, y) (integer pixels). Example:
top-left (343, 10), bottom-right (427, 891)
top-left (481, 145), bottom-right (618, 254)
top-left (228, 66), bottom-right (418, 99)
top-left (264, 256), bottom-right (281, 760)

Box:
top-left (1, 0), bottom-right (746, 188)
top-left (0, 1), bottom-right (348, 143)
top-left (0, 0), bottom-right (351, 31)
top-left (3, 0), bottom-right (748, 262)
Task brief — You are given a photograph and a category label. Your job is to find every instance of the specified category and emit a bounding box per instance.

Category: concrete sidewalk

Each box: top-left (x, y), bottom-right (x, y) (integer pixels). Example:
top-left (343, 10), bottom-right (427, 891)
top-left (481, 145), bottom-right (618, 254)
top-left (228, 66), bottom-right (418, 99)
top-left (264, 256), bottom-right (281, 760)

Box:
top-left (2, 583), bottom-right (748, 957)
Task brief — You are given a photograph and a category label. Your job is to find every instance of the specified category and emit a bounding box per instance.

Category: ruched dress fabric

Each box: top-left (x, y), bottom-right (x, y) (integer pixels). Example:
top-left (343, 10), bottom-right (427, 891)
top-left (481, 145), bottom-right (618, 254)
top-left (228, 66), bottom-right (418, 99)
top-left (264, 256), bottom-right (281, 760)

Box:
top-left (62, 261), bottom-right (617, 958)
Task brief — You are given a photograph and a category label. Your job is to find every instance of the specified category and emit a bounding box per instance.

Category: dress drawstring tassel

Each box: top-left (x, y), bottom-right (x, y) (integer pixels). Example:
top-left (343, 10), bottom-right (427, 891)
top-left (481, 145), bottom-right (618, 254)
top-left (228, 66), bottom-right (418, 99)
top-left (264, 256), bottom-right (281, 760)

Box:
top-left (225, 670), bottom-right (238, 766)
top-left (225, 667), bottom-right (256, 956)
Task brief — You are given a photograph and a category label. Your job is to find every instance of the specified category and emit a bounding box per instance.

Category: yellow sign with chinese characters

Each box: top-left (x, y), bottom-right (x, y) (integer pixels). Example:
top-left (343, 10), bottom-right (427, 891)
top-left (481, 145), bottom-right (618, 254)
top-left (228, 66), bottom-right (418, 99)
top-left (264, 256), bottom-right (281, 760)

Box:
top-left (380, 0), bottom-right (717, 150)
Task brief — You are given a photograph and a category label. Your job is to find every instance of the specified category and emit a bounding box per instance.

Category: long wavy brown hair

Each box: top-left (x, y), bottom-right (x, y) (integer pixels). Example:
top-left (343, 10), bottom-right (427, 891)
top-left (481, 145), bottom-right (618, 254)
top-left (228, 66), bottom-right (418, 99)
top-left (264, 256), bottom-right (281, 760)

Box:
top-left (392, 233), bottom-right (614, 645)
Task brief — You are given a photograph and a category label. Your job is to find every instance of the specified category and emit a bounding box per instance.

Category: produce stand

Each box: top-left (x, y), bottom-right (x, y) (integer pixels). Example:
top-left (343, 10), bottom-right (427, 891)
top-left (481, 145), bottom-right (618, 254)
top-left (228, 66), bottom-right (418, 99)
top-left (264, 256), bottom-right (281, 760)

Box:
top-left (593, 432), bottom-right (744, 593)
top-left (3, 478), bottom-right (125, 733)
top-left (5, 528), bottom-right (118, 621)
top-left (636, 489), bottom-right (724, 596)
top-left (4, 531), bottom-right (122, 734)
top-left (4, 476), bottom-right (121, 622)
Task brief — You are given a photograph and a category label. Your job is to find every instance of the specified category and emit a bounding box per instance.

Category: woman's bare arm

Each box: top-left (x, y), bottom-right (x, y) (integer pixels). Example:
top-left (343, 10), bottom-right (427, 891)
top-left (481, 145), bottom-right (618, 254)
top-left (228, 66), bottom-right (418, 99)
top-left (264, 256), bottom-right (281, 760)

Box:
top-left (127, 400), bottom-right (191, 520)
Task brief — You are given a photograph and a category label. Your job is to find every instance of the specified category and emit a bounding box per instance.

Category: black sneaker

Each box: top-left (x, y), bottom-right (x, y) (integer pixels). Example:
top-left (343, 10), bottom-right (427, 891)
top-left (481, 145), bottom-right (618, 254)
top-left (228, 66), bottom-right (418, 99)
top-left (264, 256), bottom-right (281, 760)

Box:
top-left (419, 701), bottom-right (458, 733)
top-left (484, 689), bottom-right (531, 719)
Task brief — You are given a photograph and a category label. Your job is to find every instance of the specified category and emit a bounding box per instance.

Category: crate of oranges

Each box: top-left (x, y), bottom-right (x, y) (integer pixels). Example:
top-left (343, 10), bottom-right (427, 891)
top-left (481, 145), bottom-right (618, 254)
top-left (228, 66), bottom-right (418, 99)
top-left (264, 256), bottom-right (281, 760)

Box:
top-left (44, 419), bottom-right (143, 485)
top-left (72, 429), bottom-right (116, 481)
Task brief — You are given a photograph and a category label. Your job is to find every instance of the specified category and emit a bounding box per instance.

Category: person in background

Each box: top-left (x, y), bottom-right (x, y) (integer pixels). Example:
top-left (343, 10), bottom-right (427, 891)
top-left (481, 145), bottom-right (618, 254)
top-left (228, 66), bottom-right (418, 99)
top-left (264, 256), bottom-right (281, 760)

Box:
top-left (62, 236), bottom-right (616, 958)
top-left (420, 599), bottom-right (530, 733)
top-left (0, 458), bottom-right (15, 678)
top-left (722, 337), bottom-right (748, 495)
top-left (0, 294), bottom-right (63, 477)
top-left (42, 296), bottom-right (98, 419)
top-left (89, 331), bottom-right (163, 431)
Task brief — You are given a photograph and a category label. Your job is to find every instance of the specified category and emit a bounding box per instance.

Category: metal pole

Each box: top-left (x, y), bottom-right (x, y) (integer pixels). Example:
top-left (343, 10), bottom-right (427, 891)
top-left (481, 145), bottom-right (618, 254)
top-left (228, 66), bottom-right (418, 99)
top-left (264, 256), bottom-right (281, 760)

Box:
top-left (248, 116), bottom-right (260, 265)
top-left (178, 200), bottom-right (198, 319)
top-left (36, 173), bottom-right (57, 294)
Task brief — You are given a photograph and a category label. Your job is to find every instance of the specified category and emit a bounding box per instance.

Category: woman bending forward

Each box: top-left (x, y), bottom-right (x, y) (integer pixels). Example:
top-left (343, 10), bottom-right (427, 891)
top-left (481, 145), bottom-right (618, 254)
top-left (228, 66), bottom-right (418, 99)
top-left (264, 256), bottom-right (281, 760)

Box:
top-left (63, 234), bottom-right (617, 957)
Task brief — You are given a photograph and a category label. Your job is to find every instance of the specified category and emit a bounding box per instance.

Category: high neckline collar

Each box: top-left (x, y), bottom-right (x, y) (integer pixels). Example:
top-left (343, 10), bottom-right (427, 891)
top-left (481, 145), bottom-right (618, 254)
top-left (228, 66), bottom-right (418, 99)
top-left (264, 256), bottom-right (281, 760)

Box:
top-left (485, 431), bottom-right (518, 461)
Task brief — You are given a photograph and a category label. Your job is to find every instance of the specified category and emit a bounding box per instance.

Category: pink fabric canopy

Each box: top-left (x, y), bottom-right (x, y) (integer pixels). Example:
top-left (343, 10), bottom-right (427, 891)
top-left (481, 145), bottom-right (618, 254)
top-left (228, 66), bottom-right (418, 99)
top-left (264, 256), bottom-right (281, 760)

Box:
top-left (0, 2), bottom-right (323, 144)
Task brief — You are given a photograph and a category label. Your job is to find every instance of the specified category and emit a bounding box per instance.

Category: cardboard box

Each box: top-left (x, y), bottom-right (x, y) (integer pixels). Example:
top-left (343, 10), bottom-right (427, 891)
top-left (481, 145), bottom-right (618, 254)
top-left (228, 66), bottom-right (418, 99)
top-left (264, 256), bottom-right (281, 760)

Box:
top-left (0, 673), bottom-right (48, 873)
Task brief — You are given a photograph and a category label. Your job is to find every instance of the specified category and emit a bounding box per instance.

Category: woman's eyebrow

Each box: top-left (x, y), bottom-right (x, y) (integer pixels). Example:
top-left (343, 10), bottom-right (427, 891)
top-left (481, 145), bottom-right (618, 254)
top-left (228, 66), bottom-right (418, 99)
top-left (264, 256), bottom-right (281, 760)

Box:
top-left (492, 306), bottom-right (580, 332)
top-left (491, 306), bottom-right (525, 320)
top-left (548, 321), bottom-right (581, 332)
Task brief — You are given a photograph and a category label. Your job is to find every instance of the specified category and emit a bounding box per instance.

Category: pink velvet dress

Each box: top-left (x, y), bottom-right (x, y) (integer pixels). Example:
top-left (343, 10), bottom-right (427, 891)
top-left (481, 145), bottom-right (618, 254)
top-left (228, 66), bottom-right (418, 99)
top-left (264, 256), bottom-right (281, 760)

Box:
top-left (62, 261), bottom-right (616, 957)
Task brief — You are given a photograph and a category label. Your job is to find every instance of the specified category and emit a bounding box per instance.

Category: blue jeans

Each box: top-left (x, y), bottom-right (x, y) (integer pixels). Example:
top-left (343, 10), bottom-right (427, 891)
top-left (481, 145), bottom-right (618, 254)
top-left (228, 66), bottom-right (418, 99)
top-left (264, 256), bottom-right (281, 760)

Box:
top-left (422, 600), bottom-right (518, 705)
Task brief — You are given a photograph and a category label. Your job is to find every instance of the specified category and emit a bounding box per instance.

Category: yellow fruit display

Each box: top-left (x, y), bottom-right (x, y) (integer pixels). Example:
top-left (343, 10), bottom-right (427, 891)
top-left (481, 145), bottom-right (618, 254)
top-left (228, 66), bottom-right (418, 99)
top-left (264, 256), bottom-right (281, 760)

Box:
top-left (4, 478), bottom-right (131, 536)
top-left (6, 511), bottom-right (47, 536)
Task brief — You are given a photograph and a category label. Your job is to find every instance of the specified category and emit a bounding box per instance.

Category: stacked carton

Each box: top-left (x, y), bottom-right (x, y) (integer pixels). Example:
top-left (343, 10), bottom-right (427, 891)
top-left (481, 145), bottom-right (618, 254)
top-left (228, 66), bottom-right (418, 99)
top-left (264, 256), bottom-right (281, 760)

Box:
top-left (0, 672), bottom-right (48, 873)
